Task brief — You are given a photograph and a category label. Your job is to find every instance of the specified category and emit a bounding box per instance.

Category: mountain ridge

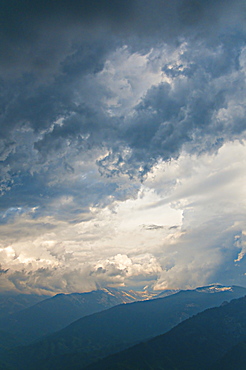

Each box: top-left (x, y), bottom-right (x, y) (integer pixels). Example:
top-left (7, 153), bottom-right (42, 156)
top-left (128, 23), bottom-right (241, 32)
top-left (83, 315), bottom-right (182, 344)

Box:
top-left (0, 287), bottom-right (154, 344)
top-left (0, 294), bottom-right (49, 318)
top-left (2, 284), bottom-right (246, 369)
top-left (86, 295), bottom-right (246, 370)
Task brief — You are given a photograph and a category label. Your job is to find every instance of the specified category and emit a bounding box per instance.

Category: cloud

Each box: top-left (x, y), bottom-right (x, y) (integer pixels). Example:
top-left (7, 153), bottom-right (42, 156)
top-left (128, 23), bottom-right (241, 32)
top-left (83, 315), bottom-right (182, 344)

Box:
top-left (149, 141), bottom-right (246, 289)
top-left (0, 0), bottom-right (135, 79)
top-left (0, 1), bottom-right (246, 293)
top-left (1, 140), bottom-right (245, 293)
top-left (0, 185), bottom-right (182, 293)
top-left (142, 224), bottom-right (164, 230)
top-left (1, 0), bottom-right (245, 83)
top-left (0, 265), bottom-right (8, 274)
top-left (1, 4), bottom-right (246, 202)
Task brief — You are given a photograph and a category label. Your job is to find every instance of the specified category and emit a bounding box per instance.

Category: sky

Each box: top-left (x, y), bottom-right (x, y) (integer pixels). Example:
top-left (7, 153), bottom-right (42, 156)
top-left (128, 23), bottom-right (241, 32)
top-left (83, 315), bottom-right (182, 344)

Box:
top-left (0, 0), bottom-right (246, 295)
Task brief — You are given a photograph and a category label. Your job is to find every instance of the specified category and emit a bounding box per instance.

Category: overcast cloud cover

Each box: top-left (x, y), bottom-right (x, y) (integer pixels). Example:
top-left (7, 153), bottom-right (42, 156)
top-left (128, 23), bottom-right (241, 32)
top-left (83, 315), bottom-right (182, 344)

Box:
top-left (0, 0), bottom-right (246, 294)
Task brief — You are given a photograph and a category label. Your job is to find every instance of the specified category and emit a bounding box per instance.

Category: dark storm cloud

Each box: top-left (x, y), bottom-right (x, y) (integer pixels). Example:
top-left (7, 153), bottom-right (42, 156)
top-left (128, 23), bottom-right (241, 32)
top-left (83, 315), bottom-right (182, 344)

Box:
top-left (1, 0), bottom-right (245, 77)
top-left (97, 38), bottom-right (246, 178)
top-left (0, 0), bottom-right (246, 217)
top-left (0, 0), bottom-right (134, 77)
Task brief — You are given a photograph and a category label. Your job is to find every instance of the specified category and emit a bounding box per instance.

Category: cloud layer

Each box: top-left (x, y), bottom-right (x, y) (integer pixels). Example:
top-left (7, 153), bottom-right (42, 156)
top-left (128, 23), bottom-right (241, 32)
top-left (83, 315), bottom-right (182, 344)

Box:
top-left (0, 0), bottom-right (246, 293)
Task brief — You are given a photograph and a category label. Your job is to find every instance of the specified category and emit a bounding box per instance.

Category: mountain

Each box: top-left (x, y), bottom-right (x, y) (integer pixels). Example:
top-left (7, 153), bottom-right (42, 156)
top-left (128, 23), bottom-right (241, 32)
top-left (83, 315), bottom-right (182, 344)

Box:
top-left (154, 289), bottom-right (180, 298)
top-left (213, 340), bottom-right (246, 370)
top-left (0, 288), bottom-right (151, 344)
top-left (0, 293), bottom-right (49, 318)
top-left (87, 295), bottom-right (246, 370)
top-left (0, 330), bottom-right (23, 352)
top-left (3, 285), bottom-right (246, 369)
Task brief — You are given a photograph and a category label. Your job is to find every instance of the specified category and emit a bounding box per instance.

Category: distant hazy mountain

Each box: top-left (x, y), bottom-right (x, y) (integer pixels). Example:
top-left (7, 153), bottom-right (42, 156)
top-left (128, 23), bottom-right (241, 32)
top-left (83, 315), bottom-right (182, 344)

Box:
top-left (0, 288), bottom-right (151, 343)
top-left (0, 330), bottom-right (23, 352)
top-left (0, 293), bottom-right (49, 318)
top-left (154, 289), bottom-right (180, 298)
top-left (3, 285), bottom-right (246, 369)
top-left (87, 295), bottom-right (246, 370)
